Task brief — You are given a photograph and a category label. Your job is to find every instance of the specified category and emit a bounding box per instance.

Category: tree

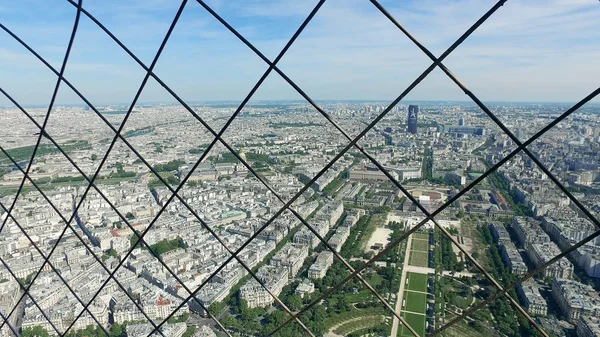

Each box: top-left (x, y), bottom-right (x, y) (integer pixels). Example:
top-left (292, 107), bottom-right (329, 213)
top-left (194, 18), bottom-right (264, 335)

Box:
top-left (372, 206), bottom-right (391, 214)
top-left (209, 301), bottom-right (226, 315)
top-left (468, 320), bottom-right (484, 330)
top-left (460, 276), bottom-right (474, 286)
top-left (221, 315), bottom-right (242, 330)
top-left (21, 326), bottom-right (50, 337)
top-left (311, 305), bottom-right (327, 323)
top-left (148, 237), bottom-right (188, 256)
top-left (168, 312), bottom-right (189, 323)
top-left (110, 323), bottom-right (124, 337)
top-left (125, 212), bottom-right (135, 220)
top-left (335, 296), bottom-right (351, 313)
top-left (447, 226), bottom-right (459, 235)
top-left (478, 225), bottom-right (493, 244)
top-left (107, 249), bottom-right (119, 260)
top-left (20, 272), bottom-right (36, 286)
top-left (65, 325), bottom-right (108, 337)
top-left (153, 160), bottom-right (185, 172)
top-left (130, 230), bottom-right (142, 249)
top-left (91, 154), bottom-right (98, 161)
top-left (378, 279), bottom-right (391, 292)
top-left (239, 298), bottom-right (251, 317)
top-left (182, 327), bottom-right (196, 337)
top-left (287, 294), bottom-right (303, 311)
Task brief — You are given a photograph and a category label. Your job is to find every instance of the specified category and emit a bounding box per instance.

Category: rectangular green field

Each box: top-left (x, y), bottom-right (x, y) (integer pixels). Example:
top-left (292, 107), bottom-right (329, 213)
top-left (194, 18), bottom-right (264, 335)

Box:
top-left (413, 232), bottom-right (430, 241)
top-left (411, 238), bottom-right (430, 252)
top-left (406, 273), bottom-right (428, 293)
top-left (404, 291), bottom-right (427, 314)
top-left (408, 250), bottom-right (429, 267)
top-left (400, 312), bottom-right (427, 337)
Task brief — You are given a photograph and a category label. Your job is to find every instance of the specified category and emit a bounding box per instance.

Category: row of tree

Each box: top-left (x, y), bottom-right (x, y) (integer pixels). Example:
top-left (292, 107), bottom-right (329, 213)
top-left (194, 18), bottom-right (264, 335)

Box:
top-left (153, 160), bottom-right (185, 173)
top-left (484, 162), bottom-right (532, 216)
top-left (478, 225), bottom-right (544, 337)
top-left (421, 147), bottom-right (433, 179)
top-left (220, 211), bottom-right (396, 336)
top-left (440, 234), bottom-right (463, 272)
top-left (148, 237), bottom-right (189, 256)
top-left (22, 322), bottom-right (129, 337)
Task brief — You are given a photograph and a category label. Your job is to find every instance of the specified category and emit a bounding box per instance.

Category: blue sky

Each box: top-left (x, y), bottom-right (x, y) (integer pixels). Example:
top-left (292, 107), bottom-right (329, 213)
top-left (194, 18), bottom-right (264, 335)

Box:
top-left (0, 0), bottom-right (599, 106)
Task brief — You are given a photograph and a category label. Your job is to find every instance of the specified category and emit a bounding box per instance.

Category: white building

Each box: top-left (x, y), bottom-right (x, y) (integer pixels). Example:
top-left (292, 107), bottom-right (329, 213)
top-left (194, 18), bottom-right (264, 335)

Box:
top-left (239, 266), bottom-right (288, 308)
top-left (308, 251), bottom-right (334, 279)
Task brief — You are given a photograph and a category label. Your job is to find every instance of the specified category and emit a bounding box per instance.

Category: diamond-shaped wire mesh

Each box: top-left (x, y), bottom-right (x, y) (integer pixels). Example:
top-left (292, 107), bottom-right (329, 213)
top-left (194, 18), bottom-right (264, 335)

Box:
top-left (1, 0), bottom-right (599, 337)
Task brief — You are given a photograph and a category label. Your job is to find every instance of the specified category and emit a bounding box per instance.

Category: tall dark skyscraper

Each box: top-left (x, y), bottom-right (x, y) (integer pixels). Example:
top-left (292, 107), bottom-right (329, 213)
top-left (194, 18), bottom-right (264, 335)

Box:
top-left (407, 105), bottom-right (418, 134)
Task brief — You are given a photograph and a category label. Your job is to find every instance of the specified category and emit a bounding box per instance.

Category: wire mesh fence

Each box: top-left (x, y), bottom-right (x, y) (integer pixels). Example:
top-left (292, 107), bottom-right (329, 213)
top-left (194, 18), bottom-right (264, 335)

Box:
top-left (0, 0), bottom-right (599, 336)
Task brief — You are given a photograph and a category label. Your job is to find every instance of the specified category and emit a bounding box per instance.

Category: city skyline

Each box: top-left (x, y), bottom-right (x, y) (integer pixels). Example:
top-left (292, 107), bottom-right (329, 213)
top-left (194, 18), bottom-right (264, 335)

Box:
top-left (4, 100), bottom-right (600, 110)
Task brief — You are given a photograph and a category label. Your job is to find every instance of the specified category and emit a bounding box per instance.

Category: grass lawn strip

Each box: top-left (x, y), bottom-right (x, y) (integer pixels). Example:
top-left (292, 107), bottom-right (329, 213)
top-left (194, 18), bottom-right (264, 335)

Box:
top-left (403, 291), bottom-right (427, 314)
top-left (400, 312), bottom-right (426, 337)
top-left (406, 272), bottom-right (428, 293)
top-left (324, 308), bottom-right (387, 331)
top-left (408, 250), bottom-right (428, 267)
top-left (333, 315), bottom-right (385, 335)
top-left (413, 232), bottom-right (429, 241)
top-left (411, 238), bottom-right (430, 252)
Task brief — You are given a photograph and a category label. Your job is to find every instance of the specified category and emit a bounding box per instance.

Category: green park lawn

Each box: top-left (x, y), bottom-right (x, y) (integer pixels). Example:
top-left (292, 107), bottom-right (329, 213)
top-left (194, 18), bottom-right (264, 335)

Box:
top-left (400, 312), bottom-right (427, 337)
top-left (411, 238), bottom-right (430, 252)
top-left (406, 272), bottom-right (428, 293)
top-left (413, 232), bottom-right (430, 241)
top-left (367, 273), bottom-right (384, 287)
top-left (408, 250), bottom-right (429, 267)
top-left (404, 291), bottom-right (427, 314)
top-left (334, 316), bottom-right (385, 336)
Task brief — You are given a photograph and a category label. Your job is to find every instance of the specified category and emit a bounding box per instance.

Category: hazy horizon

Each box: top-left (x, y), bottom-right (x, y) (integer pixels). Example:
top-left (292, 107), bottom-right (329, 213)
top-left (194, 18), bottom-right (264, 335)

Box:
top-left (4, 99), bottom-right (600, 110)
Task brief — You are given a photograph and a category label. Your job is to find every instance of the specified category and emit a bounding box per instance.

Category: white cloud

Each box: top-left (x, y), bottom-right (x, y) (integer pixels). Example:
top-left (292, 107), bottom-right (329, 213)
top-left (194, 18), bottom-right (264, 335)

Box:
top-left (0, 0), bottom-right (598, 105)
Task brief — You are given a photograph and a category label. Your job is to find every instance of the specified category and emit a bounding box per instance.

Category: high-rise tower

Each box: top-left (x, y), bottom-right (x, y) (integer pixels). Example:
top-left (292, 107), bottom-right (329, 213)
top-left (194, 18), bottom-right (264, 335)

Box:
top-left (407, 105), bottom-right (418, 134)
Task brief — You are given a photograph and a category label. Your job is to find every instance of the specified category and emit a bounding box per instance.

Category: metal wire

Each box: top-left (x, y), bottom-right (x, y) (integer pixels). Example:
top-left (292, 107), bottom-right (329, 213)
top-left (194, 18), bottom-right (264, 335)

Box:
top-left (0, 85), bottom-right (173, 332)
top-left (0, 0), bottom-right (598, 336)
top-left (2, 0), bottom-right (325, 335)
top-left (0, 256), bottom-right (61, 336)
top-left (61, 0), bottom-right (325, 335)
top-left (164, 2), bottom-right (512, 335)
top-left (0, 200), bottom-right (111, 336)
top-left (432, 227), bottom-right (600, 336)
top-left (41, 5), bottom-right (414, 336)
top-left (0, 2), bottom-right (85, 333)
top-left (367, 3), bottom-right (600, 334)
top-left (0, 139), bottom-right (167, 336)
top-left (0, 0), bottom-right (82, 233)
top-left (268, 85), bottom-right (600, 335)
top-left (0, 15), bottom-right (292, 337)
top-left (428, 90), bottom-right (600, 336)
top-left (0, 310), bottom-right (19, 337)
top-left (16, 1), bottom-right (190, 334)
top-left (0, 1), bottom-right (189, 335)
